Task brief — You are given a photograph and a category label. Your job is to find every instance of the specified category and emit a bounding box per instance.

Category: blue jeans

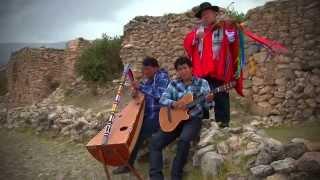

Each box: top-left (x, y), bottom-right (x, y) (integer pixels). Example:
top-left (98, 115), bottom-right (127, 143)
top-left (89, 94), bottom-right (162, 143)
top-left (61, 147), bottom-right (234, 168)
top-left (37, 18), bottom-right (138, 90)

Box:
top-left (149, 117), bottom-right (202, 180)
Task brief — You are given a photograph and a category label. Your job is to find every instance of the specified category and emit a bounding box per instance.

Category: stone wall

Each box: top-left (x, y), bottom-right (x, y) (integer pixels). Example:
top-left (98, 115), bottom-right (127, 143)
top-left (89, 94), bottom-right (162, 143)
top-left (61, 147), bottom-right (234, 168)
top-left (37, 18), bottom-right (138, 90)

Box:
top-left (120, 12), bottom-right (196, 76)
top-left (6, 38), bottom-right (90, 107)
top-left (120, 0), bottom-right (320, 123)
top-left (244, 0), bottom-right (320, 123)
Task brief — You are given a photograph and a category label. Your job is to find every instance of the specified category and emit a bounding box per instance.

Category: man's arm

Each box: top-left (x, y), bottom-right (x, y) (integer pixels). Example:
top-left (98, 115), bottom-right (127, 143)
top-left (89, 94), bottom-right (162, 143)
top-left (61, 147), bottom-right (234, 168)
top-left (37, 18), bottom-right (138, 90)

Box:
top-left (139, 71), bottom-right (170, 100)
top-left (200, 79), bottom-right (212, 109)
top-left (159, 82), bottom-right (176, 107)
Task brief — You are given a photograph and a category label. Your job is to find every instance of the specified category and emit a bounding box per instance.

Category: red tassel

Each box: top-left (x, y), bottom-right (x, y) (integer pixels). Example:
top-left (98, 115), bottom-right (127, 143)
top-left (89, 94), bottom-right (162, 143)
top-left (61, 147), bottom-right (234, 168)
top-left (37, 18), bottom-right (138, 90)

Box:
top-left (243, 27), bottom-right (288, 54)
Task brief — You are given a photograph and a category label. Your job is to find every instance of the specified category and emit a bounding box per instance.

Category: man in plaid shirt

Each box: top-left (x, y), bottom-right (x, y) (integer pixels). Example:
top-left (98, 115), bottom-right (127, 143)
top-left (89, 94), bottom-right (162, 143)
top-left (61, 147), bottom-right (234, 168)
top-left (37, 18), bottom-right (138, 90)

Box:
top-left (113, 57), bottom-right (170, 174)
top-left (149, 57), bottom-right (214, 180)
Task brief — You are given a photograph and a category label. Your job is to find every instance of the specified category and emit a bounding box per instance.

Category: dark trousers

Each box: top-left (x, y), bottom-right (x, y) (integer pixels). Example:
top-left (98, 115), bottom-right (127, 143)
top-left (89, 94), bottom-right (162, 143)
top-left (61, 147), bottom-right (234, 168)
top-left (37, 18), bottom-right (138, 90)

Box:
top-left (149, 117), bottom-right (202, 180)
top-left (205, 77), bottom-right (230, 125)
top-left (128, 116), bottom-right (159, 166)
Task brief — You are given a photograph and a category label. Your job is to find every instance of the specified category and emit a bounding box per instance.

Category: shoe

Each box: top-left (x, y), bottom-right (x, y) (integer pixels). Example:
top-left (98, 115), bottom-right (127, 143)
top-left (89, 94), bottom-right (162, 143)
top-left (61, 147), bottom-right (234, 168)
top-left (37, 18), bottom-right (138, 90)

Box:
top-left (112, 166), bottom-right (130, 174)
top-left (219, 123), bottom-right (229, 128)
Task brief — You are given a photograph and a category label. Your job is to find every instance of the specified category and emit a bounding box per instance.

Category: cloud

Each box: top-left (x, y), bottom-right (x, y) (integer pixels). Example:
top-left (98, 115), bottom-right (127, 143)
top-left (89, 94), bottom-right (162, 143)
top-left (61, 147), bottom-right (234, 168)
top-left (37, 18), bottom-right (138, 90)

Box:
top-left (0, 0), bottom-right (133, 42)
top-left (0, 0), bottom-right (268, 43)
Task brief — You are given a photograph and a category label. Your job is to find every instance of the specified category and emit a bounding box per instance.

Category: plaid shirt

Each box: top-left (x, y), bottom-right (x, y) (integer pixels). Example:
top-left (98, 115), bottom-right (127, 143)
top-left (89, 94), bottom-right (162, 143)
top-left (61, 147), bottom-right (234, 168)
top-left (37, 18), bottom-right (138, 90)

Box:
top-left (159, 76), bottom-right (210, 119)
top-left (139, 69), bottom-right (170, 135)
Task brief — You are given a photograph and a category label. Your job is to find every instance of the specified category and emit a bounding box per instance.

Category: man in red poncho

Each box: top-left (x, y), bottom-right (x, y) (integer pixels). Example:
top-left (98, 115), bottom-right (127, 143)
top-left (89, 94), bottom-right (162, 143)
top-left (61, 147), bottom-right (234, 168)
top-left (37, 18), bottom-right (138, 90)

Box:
top-left (184, 2), bottom-right (244, 128)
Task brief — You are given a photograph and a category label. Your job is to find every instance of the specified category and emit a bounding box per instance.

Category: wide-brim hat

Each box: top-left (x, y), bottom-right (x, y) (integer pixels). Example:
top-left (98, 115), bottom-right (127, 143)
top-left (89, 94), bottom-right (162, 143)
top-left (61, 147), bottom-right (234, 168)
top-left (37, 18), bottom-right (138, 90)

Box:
top-left (195, 2), bottom-right (219, 18)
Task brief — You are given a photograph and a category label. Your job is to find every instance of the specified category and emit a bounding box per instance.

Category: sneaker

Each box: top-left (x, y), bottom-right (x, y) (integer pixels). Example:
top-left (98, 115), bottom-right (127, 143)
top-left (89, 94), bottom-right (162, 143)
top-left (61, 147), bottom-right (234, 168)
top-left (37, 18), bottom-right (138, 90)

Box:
top-left (112, 166), bottom-right (130, 174)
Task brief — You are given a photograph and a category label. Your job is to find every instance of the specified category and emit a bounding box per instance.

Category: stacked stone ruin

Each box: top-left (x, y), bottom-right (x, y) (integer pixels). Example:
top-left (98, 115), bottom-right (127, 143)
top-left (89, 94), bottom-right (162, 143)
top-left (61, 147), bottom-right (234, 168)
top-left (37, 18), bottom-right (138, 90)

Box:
top-left (5, 38), bottom-right (90, 107)
top-left (120, 0), bottom-right (320, 123)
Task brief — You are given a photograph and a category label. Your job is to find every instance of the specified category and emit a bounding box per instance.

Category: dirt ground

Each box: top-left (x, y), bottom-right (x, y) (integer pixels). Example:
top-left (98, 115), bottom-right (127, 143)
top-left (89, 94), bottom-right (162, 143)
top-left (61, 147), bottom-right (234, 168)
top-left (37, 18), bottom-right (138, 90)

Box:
top-left (0, 128), bottom-right (110, 180)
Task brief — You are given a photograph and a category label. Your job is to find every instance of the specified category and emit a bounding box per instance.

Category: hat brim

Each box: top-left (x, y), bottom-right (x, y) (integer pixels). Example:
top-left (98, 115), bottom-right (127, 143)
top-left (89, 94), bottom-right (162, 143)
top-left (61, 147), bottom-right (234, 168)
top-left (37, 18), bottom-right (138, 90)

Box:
top-left (195, 6), bottom-right (219, 18)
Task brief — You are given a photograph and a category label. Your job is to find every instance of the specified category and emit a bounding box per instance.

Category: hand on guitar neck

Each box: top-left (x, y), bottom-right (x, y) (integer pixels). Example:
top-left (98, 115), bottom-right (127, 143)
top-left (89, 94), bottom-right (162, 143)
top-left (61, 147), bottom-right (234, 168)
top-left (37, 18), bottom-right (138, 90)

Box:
top-left (172, 101), bottom-right (188, 110)
top-left (159, 81), bottom-right (235, 132)
top-left (205, 93), bottom-right (215, 102)
top-left (172, 93), bottom-right (214, 110)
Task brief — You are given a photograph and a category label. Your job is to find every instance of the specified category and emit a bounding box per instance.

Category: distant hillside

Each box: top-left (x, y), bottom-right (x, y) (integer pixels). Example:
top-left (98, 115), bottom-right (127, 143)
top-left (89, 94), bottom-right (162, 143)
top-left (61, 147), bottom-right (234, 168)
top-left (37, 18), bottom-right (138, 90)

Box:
top-left (0, 42), bottom-right (67, 65)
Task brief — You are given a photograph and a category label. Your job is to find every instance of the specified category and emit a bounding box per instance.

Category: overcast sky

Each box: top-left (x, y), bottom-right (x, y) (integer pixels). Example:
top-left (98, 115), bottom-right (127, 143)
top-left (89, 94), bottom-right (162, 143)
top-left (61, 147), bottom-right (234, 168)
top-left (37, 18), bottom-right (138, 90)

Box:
top-left (0, 0), bottom-right (269, 43)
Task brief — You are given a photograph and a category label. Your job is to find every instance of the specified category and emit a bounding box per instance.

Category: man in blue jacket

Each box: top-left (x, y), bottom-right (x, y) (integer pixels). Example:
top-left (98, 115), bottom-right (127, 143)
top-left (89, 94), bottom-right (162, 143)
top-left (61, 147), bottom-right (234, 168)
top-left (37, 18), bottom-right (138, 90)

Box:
top-left (113, 57), bottom-right (170, 174)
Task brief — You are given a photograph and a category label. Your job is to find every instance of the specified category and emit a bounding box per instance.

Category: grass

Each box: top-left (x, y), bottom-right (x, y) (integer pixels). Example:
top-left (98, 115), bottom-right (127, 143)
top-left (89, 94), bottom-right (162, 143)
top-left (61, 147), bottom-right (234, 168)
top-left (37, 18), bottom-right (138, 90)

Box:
top-left (264, 121), bottom-right (320, 143)
top-left (63, 83), bottom-right (132, 113)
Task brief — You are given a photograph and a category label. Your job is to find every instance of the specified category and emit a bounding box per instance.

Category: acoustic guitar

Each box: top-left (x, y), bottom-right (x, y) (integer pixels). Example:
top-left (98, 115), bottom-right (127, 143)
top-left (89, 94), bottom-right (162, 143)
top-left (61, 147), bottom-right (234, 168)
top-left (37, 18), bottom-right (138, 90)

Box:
top-left (159, 81), bottom-right (236, 132)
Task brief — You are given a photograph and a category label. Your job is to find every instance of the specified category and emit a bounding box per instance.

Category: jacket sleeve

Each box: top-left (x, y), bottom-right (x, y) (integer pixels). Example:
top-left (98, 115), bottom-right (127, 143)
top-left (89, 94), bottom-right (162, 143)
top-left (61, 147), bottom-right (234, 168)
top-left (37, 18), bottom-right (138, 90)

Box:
top-left (201, 79), bottom-right (211, 110)
top-left (183, 31), bottom-right (196, 58)
top-left (139, 72), bottom-right (170, 100)
top-left (159, 82), bottom-right (176, 107)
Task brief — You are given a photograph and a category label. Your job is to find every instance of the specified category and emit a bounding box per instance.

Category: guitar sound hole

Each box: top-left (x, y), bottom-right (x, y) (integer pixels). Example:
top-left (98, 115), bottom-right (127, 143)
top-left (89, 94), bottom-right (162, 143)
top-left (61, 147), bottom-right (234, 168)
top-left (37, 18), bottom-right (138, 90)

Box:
top-left (120, 126), bottom-right (128, 131)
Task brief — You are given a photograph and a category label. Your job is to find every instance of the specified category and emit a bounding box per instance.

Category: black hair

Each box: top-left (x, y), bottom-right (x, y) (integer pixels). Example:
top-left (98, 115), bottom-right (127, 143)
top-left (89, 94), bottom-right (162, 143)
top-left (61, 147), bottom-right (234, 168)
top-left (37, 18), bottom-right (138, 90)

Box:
top-left (174, 56), bottom-right (192, 70)
top-left (142, 57), bottom-right (159, 67)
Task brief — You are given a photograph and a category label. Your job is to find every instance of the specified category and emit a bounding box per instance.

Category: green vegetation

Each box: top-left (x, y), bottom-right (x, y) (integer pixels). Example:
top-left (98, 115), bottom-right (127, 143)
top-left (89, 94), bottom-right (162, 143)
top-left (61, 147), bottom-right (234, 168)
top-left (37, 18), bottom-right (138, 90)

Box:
top-left (264, 121), bottom-right (320, 143)
top-left (76, 34), bottom-right (123, 83)
top-left (225, 4), bottom-right (246, 22)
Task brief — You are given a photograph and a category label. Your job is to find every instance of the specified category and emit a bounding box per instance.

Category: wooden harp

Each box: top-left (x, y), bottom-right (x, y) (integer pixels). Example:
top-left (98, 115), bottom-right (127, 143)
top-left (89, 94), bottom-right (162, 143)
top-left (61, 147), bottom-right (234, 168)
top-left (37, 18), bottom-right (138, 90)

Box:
top-left (86, 93), bottom-right (145, 166)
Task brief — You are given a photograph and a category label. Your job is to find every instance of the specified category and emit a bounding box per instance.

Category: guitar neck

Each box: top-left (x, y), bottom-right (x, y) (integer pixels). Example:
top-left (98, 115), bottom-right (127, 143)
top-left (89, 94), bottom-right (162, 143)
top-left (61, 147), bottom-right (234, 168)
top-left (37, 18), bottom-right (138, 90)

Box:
top-left (187, 81), bottom-right (236, 108)
top-left (211, 81), bottom-right (236, 94)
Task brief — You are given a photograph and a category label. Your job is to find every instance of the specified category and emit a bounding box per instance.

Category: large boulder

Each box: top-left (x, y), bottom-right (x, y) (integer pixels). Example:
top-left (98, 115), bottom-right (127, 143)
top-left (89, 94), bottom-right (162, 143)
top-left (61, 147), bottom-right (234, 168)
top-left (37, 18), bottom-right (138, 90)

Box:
top-left (282, 142), bottom-right (307, 159)
top-left (192, 144), bottom-right (215, 167)
top-left (297, 152), bottom-right (320, 173)
top-left (250, 165), bottom-right (274, 177)
top-left (201, 152), bottom-right (224, 177)
top-left (270, 158), bottom-right (296, 173)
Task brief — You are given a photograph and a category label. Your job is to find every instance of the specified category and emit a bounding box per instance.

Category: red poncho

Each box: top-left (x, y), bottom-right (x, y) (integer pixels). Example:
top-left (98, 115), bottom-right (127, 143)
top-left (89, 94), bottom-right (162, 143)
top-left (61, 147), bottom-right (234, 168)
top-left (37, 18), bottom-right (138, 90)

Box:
top-left (184, 22), bottom-right (244, 96)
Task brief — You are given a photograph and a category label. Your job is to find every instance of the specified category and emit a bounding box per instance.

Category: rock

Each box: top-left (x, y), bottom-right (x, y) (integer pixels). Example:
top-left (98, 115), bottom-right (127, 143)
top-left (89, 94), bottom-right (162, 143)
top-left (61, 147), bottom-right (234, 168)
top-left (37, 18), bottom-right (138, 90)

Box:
top-left (250, 165), bottom-right (274, 177)
top-left (297, 152), bottom-right (320, 173)
top-left (227, 173), bottom-right (247, 180)
top-left (84, 129), bottom-right (98, 138)
top-left (60, 124), bottom-right (74, 136)
top-left (270, 158), bottom-right (296, 173)
top-left (304, 84), bottom-right (315, 96)
top-left (201, 152), bottom-right (224, 177)
top-left (289, 172), bottom-right (319, 180)
top-left (193, 145), bottom-right (215, 167)
top-left (252, 77), bottom-right (264, 86)
top-left (58, 119), bottom-right (73, 125)
top-left (275, 78), bottom-right (287, 86)
top-left (291, 138), bottom-right (309, 144)
top-left (266, 173), bottom-right (289, 180)
top-left (217, 141), bottom-right (229, 154)
top-left (244, 149), bottom-right (260, 157)
top-left (269, 97), bottom-right (283, 105)
top-left (198, 129), bottom-right (219, 147)
top-left (282, 142), bottom-right (307, 159)
top-left (305, 142), bottom-right (320, 152)
top-left (250, 120), bottom-right (263, 127)
top-left (255, 141), bottom-right (283, 166)
top-left (229, 127), bottom-right (243, 134)
top-left (48, 112), bottom-right (57, 120)
top-left (259, 86), bottom-right (272, 95)
top-left (243, 125), bottom-right (257, 132)
top-left (227, 136), bottom-right (241, 151)
top-left (270, 116), bottom-right (283, 124)
top-left (255, 149), bottom-right (274, 166)
top-left (257, 102), bottom-right (272, 109)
